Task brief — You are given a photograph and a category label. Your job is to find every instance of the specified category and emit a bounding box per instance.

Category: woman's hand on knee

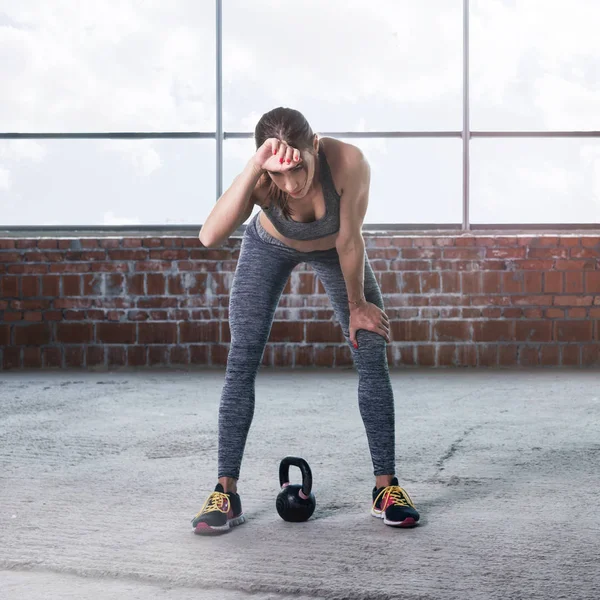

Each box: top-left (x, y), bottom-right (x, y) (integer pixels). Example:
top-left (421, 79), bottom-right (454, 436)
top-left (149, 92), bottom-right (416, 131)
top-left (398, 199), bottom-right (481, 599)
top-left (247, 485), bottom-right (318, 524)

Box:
top-left (349, 302), bottom-right (390, 348)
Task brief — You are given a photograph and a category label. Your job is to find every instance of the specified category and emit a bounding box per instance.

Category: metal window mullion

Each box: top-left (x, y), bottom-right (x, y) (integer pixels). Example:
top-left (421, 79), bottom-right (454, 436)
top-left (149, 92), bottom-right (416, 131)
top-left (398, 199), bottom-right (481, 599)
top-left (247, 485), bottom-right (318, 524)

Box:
top-left (463, 0), bottom-right (470, 231)
top-left (216, 0), bottom-right (223, 199)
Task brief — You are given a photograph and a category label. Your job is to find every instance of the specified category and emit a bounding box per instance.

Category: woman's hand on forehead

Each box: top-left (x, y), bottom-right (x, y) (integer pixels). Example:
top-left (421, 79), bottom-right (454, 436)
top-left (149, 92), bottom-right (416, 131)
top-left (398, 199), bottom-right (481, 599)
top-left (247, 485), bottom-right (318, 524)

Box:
top-left (263, 139), bottom-right (303, 172)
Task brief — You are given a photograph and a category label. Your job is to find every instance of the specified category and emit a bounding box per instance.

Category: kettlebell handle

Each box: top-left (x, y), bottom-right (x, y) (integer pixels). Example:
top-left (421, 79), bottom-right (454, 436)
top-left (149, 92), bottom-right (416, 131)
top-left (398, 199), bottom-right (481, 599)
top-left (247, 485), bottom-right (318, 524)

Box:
top-left (279, 456), bottom-right (313, 499)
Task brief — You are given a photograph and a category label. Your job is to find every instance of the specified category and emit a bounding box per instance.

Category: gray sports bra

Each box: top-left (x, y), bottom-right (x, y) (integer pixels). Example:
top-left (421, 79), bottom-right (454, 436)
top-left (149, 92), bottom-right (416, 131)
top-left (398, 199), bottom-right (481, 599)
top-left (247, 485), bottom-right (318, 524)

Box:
top-left (261, 144), bottom-right (341, 241)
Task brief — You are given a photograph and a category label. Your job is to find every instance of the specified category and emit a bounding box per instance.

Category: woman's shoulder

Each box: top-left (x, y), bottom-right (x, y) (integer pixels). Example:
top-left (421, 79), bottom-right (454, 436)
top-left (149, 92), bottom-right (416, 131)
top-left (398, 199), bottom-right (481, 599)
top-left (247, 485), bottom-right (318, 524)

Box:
top-left (320, 137), bottom-right (367, 194)
top-left (321, 137), bottom-right (365, 171)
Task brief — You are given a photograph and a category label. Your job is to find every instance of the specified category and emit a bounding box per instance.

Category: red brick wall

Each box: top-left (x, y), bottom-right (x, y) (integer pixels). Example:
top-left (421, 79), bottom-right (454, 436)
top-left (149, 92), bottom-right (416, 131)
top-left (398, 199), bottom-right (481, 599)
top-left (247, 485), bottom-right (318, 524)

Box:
top-left (1, 234), bottom-right (599, 369)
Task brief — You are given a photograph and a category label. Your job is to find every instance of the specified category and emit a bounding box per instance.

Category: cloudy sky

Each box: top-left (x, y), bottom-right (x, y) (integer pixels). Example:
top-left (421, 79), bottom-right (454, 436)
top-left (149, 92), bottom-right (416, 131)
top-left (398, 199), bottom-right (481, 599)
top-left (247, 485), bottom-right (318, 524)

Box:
top-left (1, 0), bottom-right (599, 227)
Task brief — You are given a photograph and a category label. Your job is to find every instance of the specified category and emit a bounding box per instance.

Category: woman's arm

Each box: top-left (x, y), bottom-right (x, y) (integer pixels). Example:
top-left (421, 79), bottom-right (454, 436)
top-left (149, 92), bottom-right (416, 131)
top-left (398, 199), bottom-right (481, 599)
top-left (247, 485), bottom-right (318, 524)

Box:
top-left (199, 160), bottom-right (264, 248)
top-left (335, 146), bottom-right (390, 348)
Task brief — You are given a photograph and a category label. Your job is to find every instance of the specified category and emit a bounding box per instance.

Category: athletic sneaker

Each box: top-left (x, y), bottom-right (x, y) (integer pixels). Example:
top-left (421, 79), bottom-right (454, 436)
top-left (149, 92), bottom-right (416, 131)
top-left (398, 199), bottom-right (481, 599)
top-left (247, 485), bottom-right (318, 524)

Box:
top-left (191, 483), bottom-right (246, 535)
top-left (371, 477), bottom-right (420, 528)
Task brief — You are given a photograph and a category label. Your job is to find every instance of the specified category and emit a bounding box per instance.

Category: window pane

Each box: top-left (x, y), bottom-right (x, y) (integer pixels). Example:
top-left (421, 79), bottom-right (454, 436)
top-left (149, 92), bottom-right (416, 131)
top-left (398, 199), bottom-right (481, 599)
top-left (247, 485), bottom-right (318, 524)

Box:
top-left (470, 139), bottom-right (600, 224)
top-left (0, 139), bottom-right (215, 226)
top-left (222, 0), bottom-right (462, 132)
top-left (471, 0), bottom-right (600, 130)
top-left (224, 137), bottom-right (462, 225)
top-left (0, 1), bottom-right (215, 132)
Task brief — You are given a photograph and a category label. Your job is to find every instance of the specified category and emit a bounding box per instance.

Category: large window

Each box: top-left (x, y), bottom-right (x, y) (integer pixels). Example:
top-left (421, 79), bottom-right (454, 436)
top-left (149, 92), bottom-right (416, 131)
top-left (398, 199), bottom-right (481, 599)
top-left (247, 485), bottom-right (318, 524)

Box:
top-left (1, 1), bottom-right (598, 229)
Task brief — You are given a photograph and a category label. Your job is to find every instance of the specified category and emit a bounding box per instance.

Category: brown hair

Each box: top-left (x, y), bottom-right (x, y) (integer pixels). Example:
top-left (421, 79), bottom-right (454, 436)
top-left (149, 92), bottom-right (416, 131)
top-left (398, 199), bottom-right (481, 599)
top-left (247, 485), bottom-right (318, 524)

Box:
top-left (254, 107), bottom-right (318, 220)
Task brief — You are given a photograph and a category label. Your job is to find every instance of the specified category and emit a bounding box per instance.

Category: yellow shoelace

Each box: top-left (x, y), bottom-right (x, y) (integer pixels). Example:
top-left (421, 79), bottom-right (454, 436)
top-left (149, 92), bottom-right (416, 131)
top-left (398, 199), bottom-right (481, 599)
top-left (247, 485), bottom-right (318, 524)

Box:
top-left (194, 491), bottom-right (230, 519)
top-left (373, 485), bottom-right (415, 510)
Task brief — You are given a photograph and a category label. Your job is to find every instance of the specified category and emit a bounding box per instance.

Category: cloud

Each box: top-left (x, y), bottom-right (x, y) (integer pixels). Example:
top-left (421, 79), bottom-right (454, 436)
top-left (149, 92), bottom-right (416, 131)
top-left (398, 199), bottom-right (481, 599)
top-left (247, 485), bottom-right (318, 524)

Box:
top-left (0, 166), bottom-right (11, 191)
top-left (103, 211), bottom-right (141, 226)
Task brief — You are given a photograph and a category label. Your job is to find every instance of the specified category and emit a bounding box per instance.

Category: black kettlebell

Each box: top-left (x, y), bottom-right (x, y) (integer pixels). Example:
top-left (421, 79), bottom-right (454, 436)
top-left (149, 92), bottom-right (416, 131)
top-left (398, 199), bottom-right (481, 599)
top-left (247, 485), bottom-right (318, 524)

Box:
top-left (276, 456), bottom-right (316, 522)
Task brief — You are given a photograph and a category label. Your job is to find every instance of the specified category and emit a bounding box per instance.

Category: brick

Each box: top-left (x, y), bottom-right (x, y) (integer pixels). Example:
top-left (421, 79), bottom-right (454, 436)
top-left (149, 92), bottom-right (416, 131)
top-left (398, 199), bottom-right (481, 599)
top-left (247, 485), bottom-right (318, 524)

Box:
top-left (380, 272), bottom-right (401, 294)
top-left (546, 308), bottom-right (565, 318)
top-left (581, 344), bottom-right (600, 366)
top-left (401, 273), bottom-right (421, 294)
top-left (564, 272), bottom-right (584, 293)
top-left (40, 347), bottom-right (61, 368)
top-left (391, 321), bottom-right (430, 342)
top-left (3, 347), bottom-right (21, 369)
top-left (440, 272), bottom-right (460, 294)
top-left (540, 345), bottom-right (560, 366)
top-left (434, 321), bottom-right (470, 342)
top-left (311, 346), bottom-right (334, 367)
top-left (421, 272), bottom-right (441, 293)
top-left (14, 323), bottom-right (51, 345)
top-left (80, 239), bottom-right (99, 249)
top-left (269, 321), bottom-right (304, 342)
top-left (555, 260), bottom-right (595, 270)
top-left (417, 345), bottom-right (436, 367)
top-left (483, 308), bottom-right (505, 319)
top-left (519, 346), bottom-right (540, 366)
top-left (108, 250), bottom-right (148, 261)
top-left (99, 239), bottom-right (121, 249)
top-left (127, 346), bottom-right (147, 366)
top-left (96, 323), bottom-right (136, 344)
top-left (86, 346), bottom-right (105, 367)
top-left (443, 248), bottom-right (482, 260)
top-left (105, 274), bottom-right (124, 296)
top-left (543, 272), bottom-right (563, 294)
top-left (122, 238), bottom-right (143, 248)
top-left (138, 322), bottom-right (177, 344)
top-left (178, 322), bottom-right (218, 343)
top-left (473, 321), bottom-right (514, 342)
top-left (527, 247), bottom-right (568, 259)
top-left (107, 346), bottom-right (127, 367)
top-left (62, 275), bottom-right (81, 296)
top-left (137, 297), bottom-right (178, 309)
top-left (126, 274), bottom-right (145, 296)
top-left (455, 344), bottom-right (477, 367)
top-left (0, 239), bottom-right (16, 249)
top-left (498, 344), bottom-right (518, 366)
top-left (82, 274), bottom-right (103, 295)
top-left (49, 263), bottom-right (91, 273)
top-left (169, 346), bottom-right (189, 364)
top-left (555, 321), bottom-right (593, 342)
top-left (568, 308), bottom-right (587, 319)
top-left (481, 272), bottom-right (501, 294)
top-left (134, 261), bottom-right (171, 272)
top-left (64, 347), bottom-right (85, 367)
top-left (22, 347), bottom-right (42, 368)
top-left (561, 345), bottom-right (580, 366)
top-left (4, 311), bottom-right (24, 322)
top-left (570, 248), bottom-right (600, 259)
top-left (437, 344), bottom-right (457, 366)
top-left (64, 310), bottom-right (86, 320)
top-left (0, 324), bottom-right (10, 346)
top-left (56, 323), bottom-right (94, 344)
top-left (515, 321), bottom-right (552, 342)
top-left (145, 273), bottom-right (165, 296)
top-left (581, 237), bottom-right (600, 248)
top-left (189, 345), bottom-right (209, 364)
top-left (24, 311), bottom-right (42, 322)
top-left (517, 260), bottom-right (554, 270)
top-left (486, 247), bottom-right (526, 259)
top-left (211, 344), bottom-right (229, 366)
top-left (523, 308), bottom-right (544, 319)
top-left (306, 322), bottom-right (344, 343)
top-left (21, 276), bottom-right (40, 297)
top-left (149, 249), bottom-right (189, 260)
top-left (461, 272), bottom-right (481, 294)
top-left (390, 259), bottom-right (431, 272)
top-left (1, 276), bottom-right (19, 297)
top-left (523, 272), bottom-right (543, 294)
top-left (553, 295), bottom-right (593, 307)
top-left (585, 272), bottom-right (600, 293)
top-left (477, 345), bottom-right (498, 367)
top-left (513, 295), bottom-right (553, 306)
top-left (8, 264), bottom-right (49, 274)
top-left (559, 237), bottom-right (580, 247)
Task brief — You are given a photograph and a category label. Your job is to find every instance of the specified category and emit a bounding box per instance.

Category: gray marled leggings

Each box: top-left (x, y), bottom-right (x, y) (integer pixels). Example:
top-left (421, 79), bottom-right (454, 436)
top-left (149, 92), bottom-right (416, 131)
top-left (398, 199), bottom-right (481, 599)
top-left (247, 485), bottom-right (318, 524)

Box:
top-left (218, 213), bottom-right (395, 479)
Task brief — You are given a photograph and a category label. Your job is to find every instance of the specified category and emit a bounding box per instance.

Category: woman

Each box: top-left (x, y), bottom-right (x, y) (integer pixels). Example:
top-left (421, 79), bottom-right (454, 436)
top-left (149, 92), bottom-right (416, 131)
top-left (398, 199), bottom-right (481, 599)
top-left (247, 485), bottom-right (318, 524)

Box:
top-left (192, 107), bottom-right (420, 534)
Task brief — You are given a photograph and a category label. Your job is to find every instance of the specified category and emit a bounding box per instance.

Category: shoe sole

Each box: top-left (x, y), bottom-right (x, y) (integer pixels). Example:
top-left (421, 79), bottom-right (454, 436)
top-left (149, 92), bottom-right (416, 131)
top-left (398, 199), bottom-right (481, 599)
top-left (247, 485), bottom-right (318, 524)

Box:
top-left (193, 513), bottom-right (246, 535)
top-left (371, 507), bottom-right (418, 528)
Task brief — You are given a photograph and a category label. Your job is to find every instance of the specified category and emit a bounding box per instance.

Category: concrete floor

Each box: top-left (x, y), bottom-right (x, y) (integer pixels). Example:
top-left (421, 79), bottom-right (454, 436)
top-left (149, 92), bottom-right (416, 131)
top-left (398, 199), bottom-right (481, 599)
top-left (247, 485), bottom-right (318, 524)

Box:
top-left (0, 368), bottom-right (599, 600)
